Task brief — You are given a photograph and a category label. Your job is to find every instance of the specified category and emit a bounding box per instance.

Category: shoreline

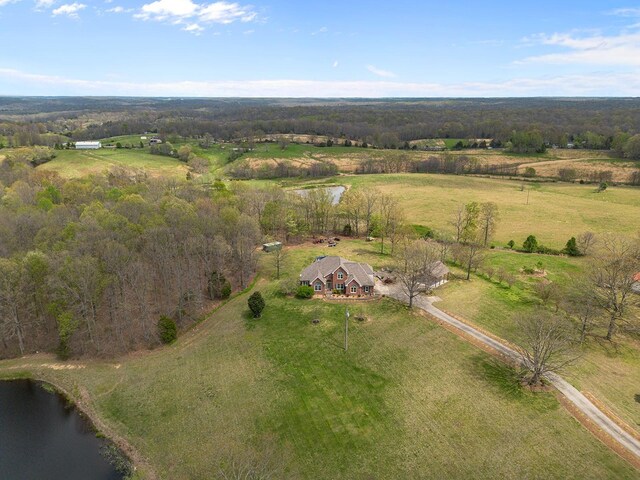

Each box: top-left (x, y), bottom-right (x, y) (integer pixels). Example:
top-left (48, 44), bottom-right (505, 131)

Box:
top-left (0, 374), bottom-right (157, 480)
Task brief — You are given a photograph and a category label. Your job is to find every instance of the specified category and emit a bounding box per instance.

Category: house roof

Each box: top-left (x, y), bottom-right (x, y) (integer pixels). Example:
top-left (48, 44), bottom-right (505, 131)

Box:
top-left (429, 261), bottom-right (450, 279)
top-left (300, 256), bottom-right (374, 287)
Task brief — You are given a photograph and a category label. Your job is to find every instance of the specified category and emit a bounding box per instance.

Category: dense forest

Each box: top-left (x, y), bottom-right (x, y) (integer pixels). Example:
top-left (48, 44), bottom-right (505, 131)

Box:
top-left (2, 97), bottom-right (640, 154)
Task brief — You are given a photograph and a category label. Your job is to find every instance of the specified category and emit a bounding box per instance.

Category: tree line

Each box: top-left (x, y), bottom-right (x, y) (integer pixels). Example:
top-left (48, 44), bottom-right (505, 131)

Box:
top-left (3, 98), bottom-right (640, 159)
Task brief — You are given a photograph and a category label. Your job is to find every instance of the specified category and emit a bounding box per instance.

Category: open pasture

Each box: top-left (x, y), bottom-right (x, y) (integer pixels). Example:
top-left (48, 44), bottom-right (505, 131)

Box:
top-left (337, 174), bottom-right (640, 249)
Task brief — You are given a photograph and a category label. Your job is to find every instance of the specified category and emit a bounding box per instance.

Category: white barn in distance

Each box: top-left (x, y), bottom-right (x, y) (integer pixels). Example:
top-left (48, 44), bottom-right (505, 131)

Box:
top-left (75, 141), bottom-right (102, 149)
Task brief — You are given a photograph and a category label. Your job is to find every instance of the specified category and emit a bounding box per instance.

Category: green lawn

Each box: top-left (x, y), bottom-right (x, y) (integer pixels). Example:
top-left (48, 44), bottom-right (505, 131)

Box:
top-left (0, 240), bottom-right (637, 479)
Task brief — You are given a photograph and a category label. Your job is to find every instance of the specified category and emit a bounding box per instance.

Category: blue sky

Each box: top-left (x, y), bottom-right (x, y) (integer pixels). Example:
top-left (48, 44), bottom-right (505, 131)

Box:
top-left (1, 0), bottom-right (640, 96)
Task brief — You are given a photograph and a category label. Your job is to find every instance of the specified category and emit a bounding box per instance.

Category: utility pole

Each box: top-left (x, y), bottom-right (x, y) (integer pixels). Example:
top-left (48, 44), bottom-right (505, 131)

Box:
top-left (526, 188), bottom-right (530, 205)
top-left (344, 308), bottom-right (350, 351)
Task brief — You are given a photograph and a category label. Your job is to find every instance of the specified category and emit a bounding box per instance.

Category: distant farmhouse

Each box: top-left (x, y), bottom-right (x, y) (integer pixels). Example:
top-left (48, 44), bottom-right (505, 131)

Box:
top-left (75, 141), bottom-right (101, 150)
top-left (300, 256), bottom-right (374, 296)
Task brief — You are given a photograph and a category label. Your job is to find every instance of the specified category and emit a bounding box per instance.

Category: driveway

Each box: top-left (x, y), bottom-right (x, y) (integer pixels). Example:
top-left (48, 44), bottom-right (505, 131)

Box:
top-left (378, 280), bottom-right (640, 462)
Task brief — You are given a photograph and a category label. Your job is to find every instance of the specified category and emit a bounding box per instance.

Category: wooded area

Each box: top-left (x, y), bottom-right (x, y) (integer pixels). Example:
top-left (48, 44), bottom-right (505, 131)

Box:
top-left (0, 146), bottom-right (408, 358)
top-left (2, 97), bottom-right (640, 157)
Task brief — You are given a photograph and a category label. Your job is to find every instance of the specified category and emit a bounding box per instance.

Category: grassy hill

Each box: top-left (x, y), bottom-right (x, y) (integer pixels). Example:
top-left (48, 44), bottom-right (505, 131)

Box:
top-left (37, 149), bottom-right (189, 179)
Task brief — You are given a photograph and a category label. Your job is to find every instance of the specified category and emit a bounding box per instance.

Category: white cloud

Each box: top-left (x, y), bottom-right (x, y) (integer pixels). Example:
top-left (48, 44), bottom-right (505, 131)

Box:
top-left (519, 30), bottom-right (640, 67)
top-left (608, 7), bottom-right (640, 17)
top-left (332, 60), bottom-right (339, 68)
top-left (3, 67), bottom-right (639, 97)
top-left (183, 22), bottom-right (203, 34)
top-left (52, 2), bottom-right (85, 17)
top-left (106, 6), bottom-right (132, 13)
top-left (199, 1), bottom-right (255, 23)
top-left (366, 65), bottom-right (397, 78)
top-left (34, 0), bottom-right (55, 9)
top-left (135, 0), bottom-right (257, 30)
top-left (311, 26), bottom-right (327, 35)
top-left (137, 0), bottom-right (197, 20)
top-left (0, 0), bottom-right (21, 6)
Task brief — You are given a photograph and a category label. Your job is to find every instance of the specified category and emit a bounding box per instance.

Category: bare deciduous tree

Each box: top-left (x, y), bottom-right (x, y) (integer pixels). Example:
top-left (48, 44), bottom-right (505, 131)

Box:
top-left (479, 202), bottom-right (499, 247)
top-left (577, 231), bottom-right (597, 256)
top-left (589, 234), bottom-right (640, 340)
top-left (450, 205), bottom-right (465, 244)
top-left (362, 188), bottom-right (378, 236)
top-left (395, 240), bottom-right (439, 307)
top-left (271, 246), bottom-right (287, 280)
top-left (339, 188), bottom-right (364, 237)
top-left (562, 282), bottom-right (600, 344)
top-left (515, 312), bottom-right (577, 387)
top-left (453, 240), bottom-right (485, 280)
top-left (378, 193), bottom-right (402, 254)
top-left (231, 214), bottom-right (261, 288)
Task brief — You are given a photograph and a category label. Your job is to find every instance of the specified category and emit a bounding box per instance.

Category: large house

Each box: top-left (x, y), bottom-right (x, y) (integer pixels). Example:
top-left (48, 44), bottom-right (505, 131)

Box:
top-left (300, 256), bottom-right (375, 296)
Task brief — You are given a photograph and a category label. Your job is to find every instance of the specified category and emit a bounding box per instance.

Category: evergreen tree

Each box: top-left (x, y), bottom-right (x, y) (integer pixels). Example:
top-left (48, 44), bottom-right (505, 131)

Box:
top-left (564, 237), bottom-right (580, 256)
top-left (248, 291), bottom-right (265, 318)
top-left (523, 235), bottom-right (538, 253)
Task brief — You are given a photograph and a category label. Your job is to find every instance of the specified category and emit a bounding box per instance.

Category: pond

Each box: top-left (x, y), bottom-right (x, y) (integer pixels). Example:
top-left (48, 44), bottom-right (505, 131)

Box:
top-left (0, 380), bottom-right (124, 480)
top-left (293, 185), bottom-right (346, 205)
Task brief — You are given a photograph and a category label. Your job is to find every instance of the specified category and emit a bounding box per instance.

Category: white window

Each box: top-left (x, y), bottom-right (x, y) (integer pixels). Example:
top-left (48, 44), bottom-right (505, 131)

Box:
top-left (314, 282), bottom-right (322, 291)
top-left (337, 271), bottom-right (344, 280)
top-left (364, 286), bottom-right (370, 293)
top-left (336, 283), bottom-right (344, 290)
top-left (350, 285), bottom-right (357, 293)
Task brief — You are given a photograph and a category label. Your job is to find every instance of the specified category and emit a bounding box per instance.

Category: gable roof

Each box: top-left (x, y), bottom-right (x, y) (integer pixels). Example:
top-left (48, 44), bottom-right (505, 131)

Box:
top-left (300, 256), bottom-right (374, 287)
top-left (429, 261), bottom-right (450, 279)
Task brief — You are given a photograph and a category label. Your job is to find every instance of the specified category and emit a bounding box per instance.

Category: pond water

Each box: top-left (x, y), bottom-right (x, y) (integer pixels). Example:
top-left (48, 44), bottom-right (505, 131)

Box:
top-left (293, 185), bottom-right (346, 205)
top-left (0, 380), bottom-right (123, 480)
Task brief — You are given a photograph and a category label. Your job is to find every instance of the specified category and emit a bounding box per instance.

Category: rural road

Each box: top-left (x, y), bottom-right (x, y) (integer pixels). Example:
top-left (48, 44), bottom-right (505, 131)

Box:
top-left (379, 283), bottom-right (640, 462)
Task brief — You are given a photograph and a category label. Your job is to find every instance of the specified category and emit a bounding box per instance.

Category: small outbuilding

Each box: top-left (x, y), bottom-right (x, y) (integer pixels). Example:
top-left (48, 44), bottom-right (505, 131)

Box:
top-left (427, 261), bottom-right (450, 288)
top-left (75, 141), bottom-right (101, 150)
top-left (262, 241), bottom-right (283, 253)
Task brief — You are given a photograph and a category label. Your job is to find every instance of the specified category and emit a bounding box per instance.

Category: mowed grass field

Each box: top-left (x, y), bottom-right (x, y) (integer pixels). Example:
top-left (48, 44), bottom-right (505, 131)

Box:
top-left (435, 248), bottom-right (640, 430)
top-left (38, 149), bottom-right (189, 179)
top-left (0, 240), bottom-right (638, 479)
top-left (334, 174), bottom-right (640, 249)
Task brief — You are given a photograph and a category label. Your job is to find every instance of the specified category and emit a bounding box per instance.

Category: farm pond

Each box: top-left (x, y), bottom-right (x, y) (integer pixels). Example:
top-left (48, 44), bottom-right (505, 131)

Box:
top-left (0, 380), bottom-right (124, 480)
top-left (293, 185), bottom-right (345, 205)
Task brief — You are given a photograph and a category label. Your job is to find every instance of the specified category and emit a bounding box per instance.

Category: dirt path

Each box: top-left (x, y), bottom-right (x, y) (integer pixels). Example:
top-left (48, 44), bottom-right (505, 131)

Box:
top-left (379, 284), bottom-right (640, 466)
